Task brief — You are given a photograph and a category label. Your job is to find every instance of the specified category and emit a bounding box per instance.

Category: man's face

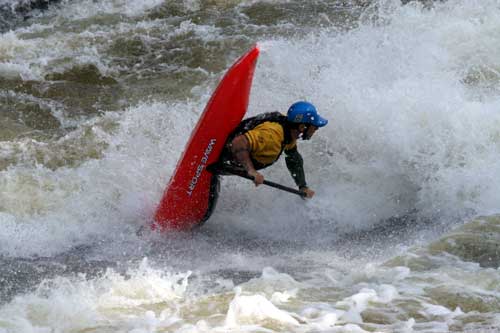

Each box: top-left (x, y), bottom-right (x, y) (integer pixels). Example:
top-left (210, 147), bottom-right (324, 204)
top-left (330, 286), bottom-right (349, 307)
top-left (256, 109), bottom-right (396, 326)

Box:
top-left (301, 124), bottom-right (318, 140)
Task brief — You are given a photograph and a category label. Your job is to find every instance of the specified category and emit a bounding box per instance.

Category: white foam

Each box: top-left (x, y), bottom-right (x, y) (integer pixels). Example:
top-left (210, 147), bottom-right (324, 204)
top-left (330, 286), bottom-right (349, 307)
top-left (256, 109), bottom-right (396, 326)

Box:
top-left (225, 293), bottom-right (300, 327)
top-left (48, 0), bottom-right (164, 20)
top-left (0, 259), bottom-right (190, 332)
top-left (1, 1), bottom-right (500, 332)
top-left (182, 0), bottom-right (200, 12)
top-left (0, 100), bottom-right (201, 257)
top-left (245, 0), bottom-right (500, 230)
top-left (0, 27), bottom-right (111, 81)
top-left (421, 303), bottom-right (463, 319)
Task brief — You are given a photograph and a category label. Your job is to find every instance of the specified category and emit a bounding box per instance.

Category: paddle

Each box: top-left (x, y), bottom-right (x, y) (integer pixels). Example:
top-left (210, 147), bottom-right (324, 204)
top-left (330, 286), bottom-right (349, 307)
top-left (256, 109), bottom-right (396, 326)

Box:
top-left (218, 168), bottom-right (306, 198)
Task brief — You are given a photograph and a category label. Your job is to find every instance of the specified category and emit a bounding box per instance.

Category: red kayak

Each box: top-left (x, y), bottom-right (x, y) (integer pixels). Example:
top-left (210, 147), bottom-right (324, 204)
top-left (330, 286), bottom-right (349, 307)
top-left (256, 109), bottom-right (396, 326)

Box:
top-left (153, 45), bottom-right (260, 231)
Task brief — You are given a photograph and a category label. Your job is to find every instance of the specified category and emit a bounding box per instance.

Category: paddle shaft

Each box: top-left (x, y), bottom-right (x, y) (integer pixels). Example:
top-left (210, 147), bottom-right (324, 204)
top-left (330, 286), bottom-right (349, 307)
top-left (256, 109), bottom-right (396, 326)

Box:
top-left (220, 168), bottom-right (306, 198)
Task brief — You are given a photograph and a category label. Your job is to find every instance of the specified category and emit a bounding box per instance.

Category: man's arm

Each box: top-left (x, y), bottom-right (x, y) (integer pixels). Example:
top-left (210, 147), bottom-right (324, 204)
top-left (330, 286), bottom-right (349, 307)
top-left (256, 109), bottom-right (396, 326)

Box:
top-left (285, 147), bottom-right (314, 198)
top-left (230, 135), bottom-right (264, 185)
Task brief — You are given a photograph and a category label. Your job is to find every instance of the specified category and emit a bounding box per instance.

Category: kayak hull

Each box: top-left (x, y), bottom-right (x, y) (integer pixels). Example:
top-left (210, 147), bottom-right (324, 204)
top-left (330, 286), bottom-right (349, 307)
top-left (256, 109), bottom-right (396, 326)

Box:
top-left (153, 45), bottom-right (260, 231)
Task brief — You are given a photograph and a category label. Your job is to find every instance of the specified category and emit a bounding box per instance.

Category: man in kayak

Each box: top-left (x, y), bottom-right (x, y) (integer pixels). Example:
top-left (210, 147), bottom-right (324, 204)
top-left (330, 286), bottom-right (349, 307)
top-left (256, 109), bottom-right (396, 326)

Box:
top-left (215, 101), bottom-right (328, 199)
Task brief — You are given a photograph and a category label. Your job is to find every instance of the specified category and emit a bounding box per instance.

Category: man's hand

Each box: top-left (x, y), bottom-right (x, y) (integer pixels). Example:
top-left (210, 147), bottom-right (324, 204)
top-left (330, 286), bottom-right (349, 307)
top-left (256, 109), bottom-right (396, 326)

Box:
top-left (299, 186), bottom-right (315, 199)
top-left (248, 170), bottom-right (264, 186)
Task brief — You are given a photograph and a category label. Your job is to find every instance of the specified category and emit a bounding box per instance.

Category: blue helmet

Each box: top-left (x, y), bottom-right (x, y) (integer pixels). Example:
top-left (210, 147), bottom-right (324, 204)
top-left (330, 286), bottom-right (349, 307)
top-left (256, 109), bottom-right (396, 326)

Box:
top-left (287, 101), bottom-right (328, 127)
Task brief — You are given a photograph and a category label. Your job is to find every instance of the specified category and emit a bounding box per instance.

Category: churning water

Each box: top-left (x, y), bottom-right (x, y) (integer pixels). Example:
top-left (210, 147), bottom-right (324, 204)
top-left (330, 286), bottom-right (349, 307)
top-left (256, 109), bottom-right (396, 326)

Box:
top-left (1, 0), bottom-right (500, 332)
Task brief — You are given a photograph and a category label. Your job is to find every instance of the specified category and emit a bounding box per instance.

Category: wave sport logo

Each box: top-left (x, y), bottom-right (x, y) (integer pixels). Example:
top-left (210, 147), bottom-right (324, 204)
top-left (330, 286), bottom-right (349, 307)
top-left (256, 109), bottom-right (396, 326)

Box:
top-left (187, 138), bottom-right (216, 196)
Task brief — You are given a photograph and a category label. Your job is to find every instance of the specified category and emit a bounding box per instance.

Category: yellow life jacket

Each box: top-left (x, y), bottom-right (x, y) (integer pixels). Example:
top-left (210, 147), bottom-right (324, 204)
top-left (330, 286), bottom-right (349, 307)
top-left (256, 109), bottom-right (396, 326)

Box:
top-left (244, 122), bottom-right (296, 166)
top-left (212, 112), bottom-right (307, 189)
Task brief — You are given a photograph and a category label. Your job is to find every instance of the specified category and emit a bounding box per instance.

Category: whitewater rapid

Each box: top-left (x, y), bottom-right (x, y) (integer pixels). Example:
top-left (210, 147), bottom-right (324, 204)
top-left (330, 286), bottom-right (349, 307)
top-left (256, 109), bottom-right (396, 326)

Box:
top-left (1, 0), bottom-right (500, 332)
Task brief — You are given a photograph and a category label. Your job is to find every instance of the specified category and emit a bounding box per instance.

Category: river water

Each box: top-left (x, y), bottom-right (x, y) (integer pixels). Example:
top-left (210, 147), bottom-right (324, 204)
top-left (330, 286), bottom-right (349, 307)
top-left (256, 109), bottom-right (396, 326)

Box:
top-left (1, 0), bottom-right (500, 332)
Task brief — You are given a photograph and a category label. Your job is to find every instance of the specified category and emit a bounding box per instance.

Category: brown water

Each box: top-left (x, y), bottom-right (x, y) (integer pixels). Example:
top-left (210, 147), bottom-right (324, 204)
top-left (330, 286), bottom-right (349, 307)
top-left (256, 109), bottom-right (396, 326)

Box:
top-left (1, 1), bottom-right (500, 332)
